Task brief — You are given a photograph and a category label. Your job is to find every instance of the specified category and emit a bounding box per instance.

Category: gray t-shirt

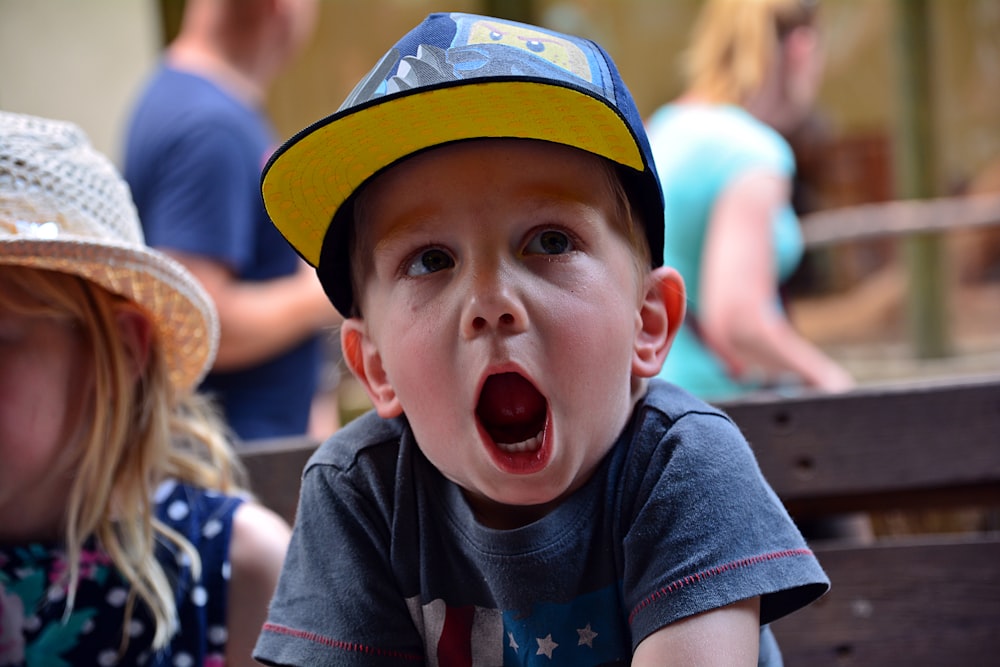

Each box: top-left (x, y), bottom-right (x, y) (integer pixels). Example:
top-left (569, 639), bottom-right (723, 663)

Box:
top-left (255, 380), bottom-right (829, 666)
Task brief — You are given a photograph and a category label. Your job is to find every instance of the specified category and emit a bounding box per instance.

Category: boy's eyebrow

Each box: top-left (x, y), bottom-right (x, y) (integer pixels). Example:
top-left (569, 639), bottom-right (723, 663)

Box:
top-left (367, 212), bottom-right (442, 259)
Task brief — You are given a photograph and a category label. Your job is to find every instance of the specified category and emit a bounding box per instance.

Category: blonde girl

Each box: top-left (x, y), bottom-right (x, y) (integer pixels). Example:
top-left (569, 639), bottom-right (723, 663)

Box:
top-left (0, 110), bottom-right (289, 666)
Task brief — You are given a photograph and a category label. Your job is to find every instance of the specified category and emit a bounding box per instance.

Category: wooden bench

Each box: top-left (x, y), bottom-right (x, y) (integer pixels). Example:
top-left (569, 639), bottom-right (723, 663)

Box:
top-left (239, 436), bottom-right (315, 527)
top-left (721, 374), bottom-right (1000, 666)
top-left (241, 374), bottom-right (1000, 666)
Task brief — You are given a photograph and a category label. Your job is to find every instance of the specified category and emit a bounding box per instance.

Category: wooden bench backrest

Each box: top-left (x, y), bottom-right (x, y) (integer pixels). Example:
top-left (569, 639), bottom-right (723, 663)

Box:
top-left (722, 375), bottom-right (1000, 665)
top-left (241, 374), bottom-right (1000, 666)
top-left (240, 437), bottom-right (315, 526)
top-left (722, 375), bottom-right (1000, 516)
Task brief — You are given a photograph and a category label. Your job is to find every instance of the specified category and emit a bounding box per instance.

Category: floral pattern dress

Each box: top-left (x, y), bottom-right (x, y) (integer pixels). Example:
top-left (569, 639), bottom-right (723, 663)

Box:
top-left (0, 481), bottom-right (243, 666)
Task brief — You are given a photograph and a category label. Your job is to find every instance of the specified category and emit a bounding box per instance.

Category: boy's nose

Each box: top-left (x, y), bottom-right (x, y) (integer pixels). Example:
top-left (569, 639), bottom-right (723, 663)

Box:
top-left (460, 267), bottom-right (528, 338)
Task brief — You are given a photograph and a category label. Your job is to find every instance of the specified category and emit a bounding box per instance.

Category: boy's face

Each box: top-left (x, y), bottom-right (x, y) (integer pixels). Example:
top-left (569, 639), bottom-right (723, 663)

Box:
top-left (342, 140), bottom-right (683, 527)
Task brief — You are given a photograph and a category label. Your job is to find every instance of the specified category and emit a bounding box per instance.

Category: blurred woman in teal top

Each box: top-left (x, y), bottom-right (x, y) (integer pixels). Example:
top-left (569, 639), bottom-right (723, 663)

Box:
top-left (649, 0), bottom-right (853, 401)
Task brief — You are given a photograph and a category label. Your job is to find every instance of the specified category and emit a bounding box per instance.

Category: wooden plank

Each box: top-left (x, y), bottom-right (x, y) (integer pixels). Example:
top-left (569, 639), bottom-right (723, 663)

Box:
top-left (800, 193), bottom-right (1000, 248)
top-left (771, 535), bottom-right (1000, 666)
top-left (240, 437), bottom-right (316, 525)
top-left (241, 376), bottom-right (1000, 520)
top-left (720, 376), bottom-right (1000, 516)
top-left (242, 376), bottom-right (1000, 520)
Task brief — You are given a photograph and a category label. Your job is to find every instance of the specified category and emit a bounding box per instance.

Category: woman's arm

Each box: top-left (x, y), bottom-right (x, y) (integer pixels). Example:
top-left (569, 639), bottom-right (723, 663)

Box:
top-left (699, 169), bottom-right (853, 391)
top-left (225, 501), bottom-right (292, 667)
top-left (632, 597), bottom-right (761, 666)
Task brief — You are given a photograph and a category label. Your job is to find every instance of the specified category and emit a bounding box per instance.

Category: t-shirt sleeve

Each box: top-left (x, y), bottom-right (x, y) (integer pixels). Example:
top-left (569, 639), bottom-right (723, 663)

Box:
top-left (253, 460), bottom-right (424, 667)
top-left (622, 409), bottom-right (829, 647)
top-left (139, 118), bottom-right (259, 271)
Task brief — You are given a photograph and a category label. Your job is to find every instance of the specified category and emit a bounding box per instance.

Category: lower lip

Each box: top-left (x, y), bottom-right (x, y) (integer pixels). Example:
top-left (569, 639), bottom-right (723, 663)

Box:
top-left (482, 414), bottom-right (551, 475)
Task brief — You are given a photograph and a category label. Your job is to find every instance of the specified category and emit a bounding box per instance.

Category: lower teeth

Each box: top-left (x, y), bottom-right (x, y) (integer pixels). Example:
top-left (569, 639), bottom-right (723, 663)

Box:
top-left (496, 433), bottom-right (541, 453)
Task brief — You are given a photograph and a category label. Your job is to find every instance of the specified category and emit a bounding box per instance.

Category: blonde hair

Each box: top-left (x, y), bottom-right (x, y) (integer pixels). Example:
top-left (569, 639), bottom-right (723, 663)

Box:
top-left (683, 0), bottom-right (818, 105)
top-left (0, 267), bottom-right (246, 652)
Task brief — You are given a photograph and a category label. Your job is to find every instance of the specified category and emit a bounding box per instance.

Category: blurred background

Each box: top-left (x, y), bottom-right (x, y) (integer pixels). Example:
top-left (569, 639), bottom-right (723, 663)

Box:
top-left (2, 0), bottom-right (998, 398)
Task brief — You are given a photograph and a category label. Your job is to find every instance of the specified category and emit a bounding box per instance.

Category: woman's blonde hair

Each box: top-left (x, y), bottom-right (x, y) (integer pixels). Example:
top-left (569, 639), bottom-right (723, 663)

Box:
top-left (0, 266), bottom-right (247, 651)
top-left (683, 0), bottom-right (818, 105)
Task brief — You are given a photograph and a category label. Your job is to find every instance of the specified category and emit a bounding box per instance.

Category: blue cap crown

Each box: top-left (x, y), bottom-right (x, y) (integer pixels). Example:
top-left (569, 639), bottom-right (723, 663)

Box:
top-left (262, 12), bottom-right (664, 316)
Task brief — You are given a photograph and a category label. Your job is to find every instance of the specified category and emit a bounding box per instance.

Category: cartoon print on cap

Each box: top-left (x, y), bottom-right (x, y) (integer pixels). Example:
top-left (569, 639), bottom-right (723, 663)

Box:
top-left (339, 12), bottom-right (611, 110)
top-left (450, 14), bottom-right (597, 83)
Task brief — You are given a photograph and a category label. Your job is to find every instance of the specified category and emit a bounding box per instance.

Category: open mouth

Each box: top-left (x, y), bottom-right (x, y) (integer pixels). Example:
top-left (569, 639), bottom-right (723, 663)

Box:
top-left (475, 372), bottom-right (548, 454)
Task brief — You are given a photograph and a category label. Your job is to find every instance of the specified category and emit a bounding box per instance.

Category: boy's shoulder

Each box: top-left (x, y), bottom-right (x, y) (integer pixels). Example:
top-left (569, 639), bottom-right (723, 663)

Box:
top-left (307, 409), bottom-right (408, 473)
top-left (641, 379), bottom-right (735, 427)
top-left (307, 382), bottom-right (739, 469)
top-left (301, 382), bottom-right (742, 486)
top-left (627, 380), bottom-right (751, 469)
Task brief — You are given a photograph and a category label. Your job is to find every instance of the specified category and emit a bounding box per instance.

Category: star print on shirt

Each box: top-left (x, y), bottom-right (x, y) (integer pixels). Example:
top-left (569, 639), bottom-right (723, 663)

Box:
top-left (577, 623), bottom-right (598, 647)
top-left (500, 585), bottom-right (629, 664)
top-left (536, 634), bottom-right (558, 658)
top-left (410, 584), bottom-right (629, 665)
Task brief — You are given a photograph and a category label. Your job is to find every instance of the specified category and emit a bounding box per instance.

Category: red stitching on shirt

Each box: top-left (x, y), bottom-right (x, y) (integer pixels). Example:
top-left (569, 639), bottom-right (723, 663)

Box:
top-left (628, 548), bottom-right (815, 624)
top-left (261, 623), bottom-right (424, 660)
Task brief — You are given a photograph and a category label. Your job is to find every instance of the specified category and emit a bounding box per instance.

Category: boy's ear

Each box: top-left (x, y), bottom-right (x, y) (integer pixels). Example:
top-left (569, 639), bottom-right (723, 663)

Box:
top-left (115, 305), bottom-right (153, 383)
top-left (632, 266), bottom-right (686, 378)
top-left (341, 318), bottom-right (403, 418)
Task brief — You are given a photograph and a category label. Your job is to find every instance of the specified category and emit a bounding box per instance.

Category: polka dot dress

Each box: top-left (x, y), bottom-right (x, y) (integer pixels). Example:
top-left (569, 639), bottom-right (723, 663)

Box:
top-left (0, 481), bottom-right (242, 665)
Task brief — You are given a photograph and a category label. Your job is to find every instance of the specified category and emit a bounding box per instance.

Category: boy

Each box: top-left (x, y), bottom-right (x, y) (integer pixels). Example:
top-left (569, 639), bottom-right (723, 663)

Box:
top-left (254, 13), bottom-right (828, 667)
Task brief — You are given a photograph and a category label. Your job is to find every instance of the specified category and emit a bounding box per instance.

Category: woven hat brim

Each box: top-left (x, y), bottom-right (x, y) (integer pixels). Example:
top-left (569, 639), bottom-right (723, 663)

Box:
top-left (0, 236), bottom-right (218, 392)
top-left (262, 79), bottom-right (645, 268)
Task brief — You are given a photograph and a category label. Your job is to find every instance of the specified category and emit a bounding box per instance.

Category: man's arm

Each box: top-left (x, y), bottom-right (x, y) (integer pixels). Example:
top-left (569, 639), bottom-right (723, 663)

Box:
top-left (170, 251), bottom-right (341, 371)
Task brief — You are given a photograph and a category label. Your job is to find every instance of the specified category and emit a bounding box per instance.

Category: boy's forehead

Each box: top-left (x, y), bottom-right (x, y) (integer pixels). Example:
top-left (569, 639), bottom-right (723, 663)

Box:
top-left (358, 139), bottom-right (614, 219)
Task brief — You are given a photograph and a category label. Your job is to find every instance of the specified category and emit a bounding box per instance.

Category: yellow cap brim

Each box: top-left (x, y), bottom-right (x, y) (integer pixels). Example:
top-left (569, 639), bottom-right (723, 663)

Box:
top-left (263, 80), bottom-right (644, 267)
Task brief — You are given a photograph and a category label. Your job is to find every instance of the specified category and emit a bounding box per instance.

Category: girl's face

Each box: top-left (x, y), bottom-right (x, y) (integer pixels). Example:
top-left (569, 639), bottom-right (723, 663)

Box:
top-left (0, 293), bottom-right (90, 542)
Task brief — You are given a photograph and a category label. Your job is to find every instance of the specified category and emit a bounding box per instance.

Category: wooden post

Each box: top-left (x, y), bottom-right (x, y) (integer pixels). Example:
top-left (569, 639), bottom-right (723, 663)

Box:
top-left (892, 0), bottom-right (950, 358)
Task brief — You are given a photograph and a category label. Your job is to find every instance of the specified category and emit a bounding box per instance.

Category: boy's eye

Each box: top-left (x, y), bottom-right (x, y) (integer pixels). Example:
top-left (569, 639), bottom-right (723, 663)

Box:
top-left (405, 248), bottom-right (455, 276)
top-left (524, 229), bottom-right (573, 255)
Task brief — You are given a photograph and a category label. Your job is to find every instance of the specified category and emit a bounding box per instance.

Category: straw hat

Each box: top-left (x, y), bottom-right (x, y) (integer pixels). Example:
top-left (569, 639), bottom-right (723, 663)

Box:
top-left (0, 110), bottom-right (218, 392)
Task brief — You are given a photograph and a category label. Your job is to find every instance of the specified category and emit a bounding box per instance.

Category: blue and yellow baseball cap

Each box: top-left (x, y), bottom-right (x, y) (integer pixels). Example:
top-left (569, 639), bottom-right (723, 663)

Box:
top-left (262, 12), bottom-right (664, 316)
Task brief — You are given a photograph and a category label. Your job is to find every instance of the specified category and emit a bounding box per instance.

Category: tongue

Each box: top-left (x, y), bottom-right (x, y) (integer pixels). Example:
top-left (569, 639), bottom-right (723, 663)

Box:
top-left (477, 373), bottom-right (546, 444)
